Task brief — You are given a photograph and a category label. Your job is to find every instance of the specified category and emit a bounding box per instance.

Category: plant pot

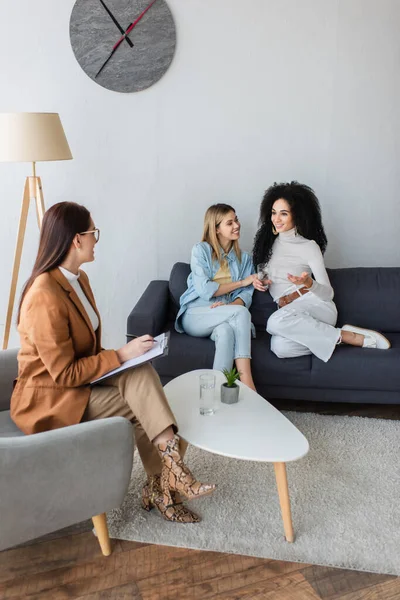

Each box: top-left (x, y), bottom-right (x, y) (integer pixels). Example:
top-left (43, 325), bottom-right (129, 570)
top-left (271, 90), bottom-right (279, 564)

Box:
top-left (220, 383), bottom-right (239, 404)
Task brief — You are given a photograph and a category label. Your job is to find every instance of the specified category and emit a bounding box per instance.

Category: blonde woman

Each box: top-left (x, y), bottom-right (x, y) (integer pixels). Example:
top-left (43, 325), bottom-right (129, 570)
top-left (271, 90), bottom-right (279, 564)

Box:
top-left (175, 204), bottom-right (257, 390)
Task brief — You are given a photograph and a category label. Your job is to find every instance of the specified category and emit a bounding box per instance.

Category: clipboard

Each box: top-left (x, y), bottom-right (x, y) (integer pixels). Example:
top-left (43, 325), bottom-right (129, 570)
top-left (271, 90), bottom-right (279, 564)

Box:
top-left (91, 331), bottom-right (170, 385)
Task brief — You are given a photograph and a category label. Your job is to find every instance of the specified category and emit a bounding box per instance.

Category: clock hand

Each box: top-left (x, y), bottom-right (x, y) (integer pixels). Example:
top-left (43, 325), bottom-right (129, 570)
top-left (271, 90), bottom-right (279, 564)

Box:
top-left (95, 0), bottom-right (159, 79)
top-left (111, 0), bottom-right (159, 48)
top-left (98, 0), bottom-right (134, 48)
top-left (94, 41), bottom-right (122, 78)
top-left (95, 21), bottom-right (134, 78)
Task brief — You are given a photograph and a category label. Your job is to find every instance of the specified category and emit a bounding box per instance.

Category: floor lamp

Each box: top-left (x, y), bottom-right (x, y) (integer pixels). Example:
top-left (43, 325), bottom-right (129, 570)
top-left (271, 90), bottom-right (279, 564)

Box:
top-left (0, 113), bottom-right (73, 349)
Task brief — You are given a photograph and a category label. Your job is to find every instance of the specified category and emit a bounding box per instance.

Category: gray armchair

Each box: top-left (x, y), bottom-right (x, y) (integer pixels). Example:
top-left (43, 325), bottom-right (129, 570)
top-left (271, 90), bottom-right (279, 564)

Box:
top-left (0, 349), bottom-right (133, 555)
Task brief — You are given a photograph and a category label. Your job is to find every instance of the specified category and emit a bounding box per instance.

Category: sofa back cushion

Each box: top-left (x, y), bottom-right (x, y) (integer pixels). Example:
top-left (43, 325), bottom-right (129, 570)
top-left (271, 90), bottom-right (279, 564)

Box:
top-left (169, 262), bottom-right (191, 317)
top-left (328, 267), bottom-right (400, 332)
top-left (168, 263), bottom-right (400, 333)
top-left (250, 290), bottom-right (276, 330)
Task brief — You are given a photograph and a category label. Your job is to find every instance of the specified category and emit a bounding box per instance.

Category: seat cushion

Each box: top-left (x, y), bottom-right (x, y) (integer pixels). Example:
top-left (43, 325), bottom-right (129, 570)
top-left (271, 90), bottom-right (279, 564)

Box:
top-left (0, 410), bottom-right (25, 438)
top-left (251, 331), bottom-right (312, 387)
top-left (155, 328), bottom-right (313, 390)
top-left (310, 332), bottom-right (400, 392)
top-left (154, 327), bottom-right (215, 379)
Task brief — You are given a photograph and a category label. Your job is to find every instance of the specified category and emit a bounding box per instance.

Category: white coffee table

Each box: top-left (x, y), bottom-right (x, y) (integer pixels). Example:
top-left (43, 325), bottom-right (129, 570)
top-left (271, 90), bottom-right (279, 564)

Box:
top-left (164, 369), bottom-right (309, 542)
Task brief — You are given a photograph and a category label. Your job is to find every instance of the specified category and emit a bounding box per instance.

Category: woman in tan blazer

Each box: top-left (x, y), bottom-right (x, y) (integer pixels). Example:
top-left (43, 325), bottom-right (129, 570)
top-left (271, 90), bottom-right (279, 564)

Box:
top-left (11, 201), bottom-right (215, 524)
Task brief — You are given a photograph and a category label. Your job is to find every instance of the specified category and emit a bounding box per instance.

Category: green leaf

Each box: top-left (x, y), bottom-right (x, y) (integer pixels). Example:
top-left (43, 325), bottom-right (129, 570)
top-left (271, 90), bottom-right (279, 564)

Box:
top-left (222, 367), bottom-right (241, 387)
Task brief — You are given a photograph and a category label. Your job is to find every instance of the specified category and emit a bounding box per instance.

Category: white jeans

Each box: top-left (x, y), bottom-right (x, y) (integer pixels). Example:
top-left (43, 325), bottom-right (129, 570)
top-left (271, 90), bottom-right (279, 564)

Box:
top-left (267, 294), bottom-right (341, 362)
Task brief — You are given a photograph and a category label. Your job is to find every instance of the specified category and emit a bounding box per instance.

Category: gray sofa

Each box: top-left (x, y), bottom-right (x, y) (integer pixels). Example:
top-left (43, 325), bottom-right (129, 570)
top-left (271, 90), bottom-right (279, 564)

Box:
top-left (128, 264), bottom-right (400, 404)
top-left (0, 348), bottom-right (134, 554)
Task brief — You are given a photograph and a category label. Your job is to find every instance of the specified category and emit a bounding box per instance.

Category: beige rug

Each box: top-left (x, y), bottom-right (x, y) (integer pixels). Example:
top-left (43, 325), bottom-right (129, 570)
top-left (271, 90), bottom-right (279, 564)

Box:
top-left (107, 412), bottom-right (400, 575)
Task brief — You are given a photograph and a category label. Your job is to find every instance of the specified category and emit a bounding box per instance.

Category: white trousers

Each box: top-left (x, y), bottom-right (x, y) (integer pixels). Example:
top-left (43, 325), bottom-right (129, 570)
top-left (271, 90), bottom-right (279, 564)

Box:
top-left (266, 294), bottom-right (340, 363)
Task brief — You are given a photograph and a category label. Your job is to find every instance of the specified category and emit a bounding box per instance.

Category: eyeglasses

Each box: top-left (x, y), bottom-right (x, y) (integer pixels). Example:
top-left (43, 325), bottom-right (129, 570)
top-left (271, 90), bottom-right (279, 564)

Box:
top-left (79, 228), bottom-right (100, 243)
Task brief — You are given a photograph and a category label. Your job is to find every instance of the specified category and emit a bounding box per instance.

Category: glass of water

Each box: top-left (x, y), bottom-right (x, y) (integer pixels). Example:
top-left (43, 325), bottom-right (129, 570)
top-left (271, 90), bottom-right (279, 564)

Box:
top-left (199, 373), bottom-right (216, 415)
top-left (257, 263), bottom-right (269, 289)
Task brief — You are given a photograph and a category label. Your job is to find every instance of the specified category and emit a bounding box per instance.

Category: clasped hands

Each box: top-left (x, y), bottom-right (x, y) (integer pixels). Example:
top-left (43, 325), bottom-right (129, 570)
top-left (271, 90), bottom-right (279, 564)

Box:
top-left (211, 301), bottom-right (238, 308)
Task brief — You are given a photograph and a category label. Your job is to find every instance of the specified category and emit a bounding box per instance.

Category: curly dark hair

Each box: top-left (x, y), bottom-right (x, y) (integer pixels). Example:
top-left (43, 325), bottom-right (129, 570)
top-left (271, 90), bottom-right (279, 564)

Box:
top-left (252, 181), bottom-right (327, 267)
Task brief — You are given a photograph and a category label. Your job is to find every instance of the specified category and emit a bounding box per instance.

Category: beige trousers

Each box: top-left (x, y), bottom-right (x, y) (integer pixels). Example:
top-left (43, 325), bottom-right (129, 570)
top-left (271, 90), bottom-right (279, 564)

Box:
top-left (83, 363), bottom-right (183, 476)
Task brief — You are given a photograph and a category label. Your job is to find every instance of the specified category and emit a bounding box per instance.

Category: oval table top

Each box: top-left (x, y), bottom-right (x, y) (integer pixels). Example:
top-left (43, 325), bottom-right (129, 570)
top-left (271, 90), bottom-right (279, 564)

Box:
top-left (164, 369), bottom-right (309, 463)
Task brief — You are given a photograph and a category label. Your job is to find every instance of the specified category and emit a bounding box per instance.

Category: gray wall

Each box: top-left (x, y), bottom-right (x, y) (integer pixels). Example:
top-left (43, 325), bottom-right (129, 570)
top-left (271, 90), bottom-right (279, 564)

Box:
top-left (0, 0), bottom-right (399, 348)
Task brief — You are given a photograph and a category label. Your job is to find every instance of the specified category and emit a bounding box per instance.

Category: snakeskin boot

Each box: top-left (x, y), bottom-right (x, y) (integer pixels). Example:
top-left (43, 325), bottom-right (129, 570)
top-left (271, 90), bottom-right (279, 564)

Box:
top-left (141, 474), bottom-right (201, 523)
top-left (157, 436), bottom-right (216, 503)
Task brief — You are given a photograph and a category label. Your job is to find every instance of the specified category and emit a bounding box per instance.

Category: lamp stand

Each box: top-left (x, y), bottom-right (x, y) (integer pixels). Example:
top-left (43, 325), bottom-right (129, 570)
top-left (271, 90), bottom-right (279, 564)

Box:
top-left (3, 162), bottom-right (45, 349)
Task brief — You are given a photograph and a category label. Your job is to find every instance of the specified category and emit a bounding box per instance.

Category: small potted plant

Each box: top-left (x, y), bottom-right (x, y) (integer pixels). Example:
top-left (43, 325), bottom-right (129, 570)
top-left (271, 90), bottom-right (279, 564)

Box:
top-left (221, 367), bottom-right (240, 404)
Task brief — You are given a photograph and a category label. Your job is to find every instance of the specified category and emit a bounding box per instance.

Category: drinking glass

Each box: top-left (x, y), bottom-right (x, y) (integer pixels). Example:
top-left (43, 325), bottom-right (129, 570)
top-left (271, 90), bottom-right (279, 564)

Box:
top-left (257, 263), bottom-right (269, 289)
top-left (199, 373), bottom-right (216, 415)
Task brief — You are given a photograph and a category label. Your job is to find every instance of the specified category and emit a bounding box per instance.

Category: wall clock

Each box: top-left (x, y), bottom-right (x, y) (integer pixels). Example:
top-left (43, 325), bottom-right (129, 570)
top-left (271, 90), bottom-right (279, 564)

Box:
top-left (69, 0), bottom-right (176, 93)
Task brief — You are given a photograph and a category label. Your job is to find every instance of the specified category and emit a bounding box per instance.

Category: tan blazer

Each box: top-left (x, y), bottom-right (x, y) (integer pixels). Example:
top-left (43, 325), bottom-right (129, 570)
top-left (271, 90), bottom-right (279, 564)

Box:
top-left (11, 268), bottom-right (120, 434)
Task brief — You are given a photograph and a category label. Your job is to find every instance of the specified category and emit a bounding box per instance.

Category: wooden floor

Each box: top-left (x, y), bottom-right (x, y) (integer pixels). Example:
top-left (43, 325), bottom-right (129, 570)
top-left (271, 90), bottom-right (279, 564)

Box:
top-left (1, 400), bottom-right (399, 600)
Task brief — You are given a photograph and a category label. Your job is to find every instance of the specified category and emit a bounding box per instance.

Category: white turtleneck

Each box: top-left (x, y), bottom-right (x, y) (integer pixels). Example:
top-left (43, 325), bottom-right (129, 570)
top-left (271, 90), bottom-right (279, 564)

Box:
top-left (266, 228), bottom-right (334, 303)
top-left (59, 267), bottom-right (99, 331)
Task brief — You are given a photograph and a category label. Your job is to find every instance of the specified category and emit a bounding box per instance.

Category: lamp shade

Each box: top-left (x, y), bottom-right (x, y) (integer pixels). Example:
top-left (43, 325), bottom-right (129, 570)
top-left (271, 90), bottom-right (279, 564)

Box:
top-left (0, 112), bottom-right (72, 162)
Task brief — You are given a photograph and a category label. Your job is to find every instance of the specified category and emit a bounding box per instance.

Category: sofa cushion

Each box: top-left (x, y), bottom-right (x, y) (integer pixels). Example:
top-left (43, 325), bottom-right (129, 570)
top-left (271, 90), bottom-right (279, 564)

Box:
top-left (328, 268), bottom-right (400, 333)
top-left (310, 332), bottom-right (400, 392)
top-left (169, 262), bottom-right (190, 310)
top-left (156, 328), bottom-right (314, 390)
top-left (251, 331), bottom-right (312, 387)
top-left (155, 327), bottom-right (215, 379)
top-left (250, 290), bottom-right (276, 331)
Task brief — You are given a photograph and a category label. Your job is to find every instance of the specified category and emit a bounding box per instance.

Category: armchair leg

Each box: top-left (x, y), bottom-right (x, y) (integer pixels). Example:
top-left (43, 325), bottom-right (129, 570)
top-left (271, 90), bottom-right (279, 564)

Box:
top-left (92, 513), bottom-right (112, 556)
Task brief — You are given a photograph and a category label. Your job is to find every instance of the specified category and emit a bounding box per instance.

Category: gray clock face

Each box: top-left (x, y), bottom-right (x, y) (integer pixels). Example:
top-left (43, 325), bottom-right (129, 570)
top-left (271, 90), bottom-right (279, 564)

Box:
top-left (70, 0), bottom-right (176, 93)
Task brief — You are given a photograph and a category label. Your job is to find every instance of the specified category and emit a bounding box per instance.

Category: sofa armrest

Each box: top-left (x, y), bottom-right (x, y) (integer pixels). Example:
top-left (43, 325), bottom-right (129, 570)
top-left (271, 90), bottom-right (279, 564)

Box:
top-left (0, 416), bottom-right (133, 551)
top-left (0, 349), bottom-right (19, 412)
top-left (127, 280), bottom-right (169, 338)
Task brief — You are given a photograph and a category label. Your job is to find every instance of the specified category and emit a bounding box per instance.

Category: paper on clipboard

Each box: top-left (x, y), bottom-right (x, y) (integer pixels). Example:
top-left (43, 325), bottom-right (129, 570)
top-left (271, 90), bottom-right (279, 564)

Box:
top-left (91, 332), bottom-right (170, 385)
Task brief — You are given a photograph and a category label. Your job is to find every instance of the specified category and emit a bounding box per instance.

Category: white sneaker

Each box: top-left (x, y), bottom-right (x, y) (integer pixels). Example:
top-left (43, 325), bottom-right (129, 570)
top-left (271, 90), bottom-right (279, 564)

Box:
top-left (342, 325), bottom-right (391, 350)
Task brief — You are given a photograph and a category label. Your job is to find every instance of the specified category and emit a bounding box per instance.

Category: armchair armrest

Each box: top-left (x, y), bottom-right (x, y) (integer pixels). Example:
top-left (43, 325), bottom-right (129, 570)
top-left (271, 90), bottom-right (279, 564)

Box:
top-left (127, 280), bottom-right (169, 338)
top-left (0, 349), bottom-right (19, 412)
top-left (0, 416), bottom-right (133, 551)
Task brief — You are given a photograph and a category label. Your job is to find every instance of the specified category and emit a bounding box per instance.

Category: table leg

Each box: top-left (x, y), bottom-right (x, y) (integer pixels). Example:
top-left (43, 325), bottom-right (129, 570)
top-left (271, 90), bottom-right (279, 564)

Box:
top-left (273, 462), bottom-right (294, 542)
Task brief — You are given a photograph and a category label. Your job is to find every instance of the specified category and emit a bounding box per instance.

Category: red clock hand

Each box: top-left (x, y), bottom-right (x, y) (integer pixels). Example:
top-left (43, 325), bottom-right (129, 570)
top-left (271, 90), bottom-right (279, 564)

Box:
top-left (112, 0), bottom-right (158, 51)
top-left (95, 0), bottom-right (159, 79)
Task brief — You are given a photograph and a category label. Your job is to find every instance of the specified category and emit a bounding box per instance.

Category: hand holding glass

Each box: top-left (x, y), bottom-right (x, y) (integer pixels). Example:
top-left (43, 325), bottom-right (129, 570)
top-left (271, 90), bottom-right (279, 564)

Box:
top-left (257, 263), bottom-right (270, 289)
top-left (199, 374), bottom-right (216, 416)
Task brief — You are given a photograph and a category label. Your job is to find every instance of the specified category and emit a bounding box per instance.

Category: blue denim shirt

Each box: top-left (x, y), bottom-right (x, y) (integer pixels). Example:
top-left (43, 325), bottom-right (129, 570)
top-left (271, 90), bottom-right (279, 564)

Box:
top-left (175, 242), bottom-right (255, 333)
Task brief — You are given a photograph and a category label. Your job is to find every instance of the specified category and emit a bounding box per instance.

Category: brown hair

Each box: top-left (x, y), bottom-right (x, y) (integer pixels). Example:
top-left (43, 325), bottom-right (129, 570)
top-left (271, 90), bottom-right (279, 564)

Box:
top-left (17, 201), bottom-right (91, 322)
top-left (201, 203), bottom-right (241, 265)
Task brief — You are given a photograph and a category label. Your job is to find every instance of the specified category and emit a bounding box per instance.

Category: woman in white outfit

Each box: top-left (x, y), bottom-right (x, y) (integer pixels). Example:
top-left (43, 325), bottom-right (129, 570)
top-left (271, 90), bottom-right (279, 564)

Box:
top-left (252, 182), bottom-right (390, 361)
